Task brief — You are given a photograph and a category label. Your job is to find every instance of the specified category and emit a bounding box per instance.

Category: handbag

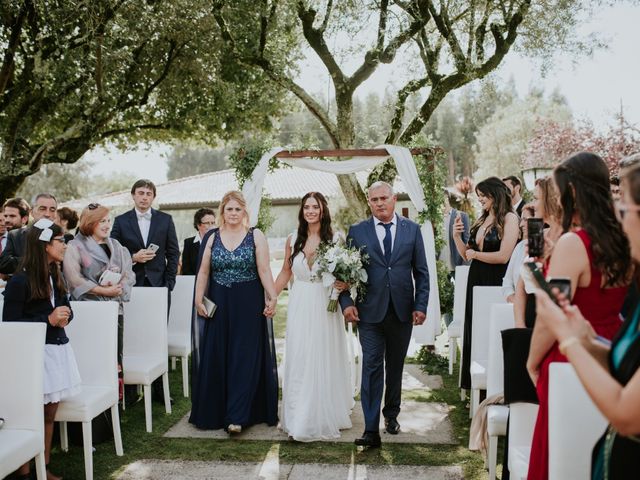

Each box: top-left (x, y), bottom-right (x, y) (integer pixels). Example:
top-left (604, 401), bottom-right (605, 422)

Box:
top-left (501, 328), bottom-right (538, 404)
top-left (202, 296), bottom-right (217, 318)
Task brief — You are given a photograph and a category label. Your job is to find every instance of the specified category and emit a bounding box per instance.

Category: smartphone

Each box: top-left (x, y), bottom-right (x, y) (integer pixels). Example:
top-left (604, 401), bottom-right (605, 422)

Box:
top-left (527, 218), bottom-right (545, 257)
top-left (525, 262), bottom-right (562, 306)
top-left (147, 243), bottom-right (160, 253)
top-left (548, 278), bottom-right (571, 300)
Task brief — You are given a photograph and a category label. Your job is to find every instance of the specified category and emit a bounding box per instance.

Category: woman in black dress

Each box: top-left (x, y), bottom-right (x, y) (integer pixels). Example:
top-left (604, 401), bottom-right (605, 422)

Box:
top-left (453, 177), bottom-right (519, 390)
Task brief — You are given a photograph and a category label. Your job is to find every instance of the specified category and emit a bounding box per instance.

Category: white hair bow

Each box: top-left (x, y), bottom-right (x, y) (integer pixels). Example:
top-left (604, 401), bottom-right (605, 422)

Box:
top-left (34, 219), bottom-right (54, 242)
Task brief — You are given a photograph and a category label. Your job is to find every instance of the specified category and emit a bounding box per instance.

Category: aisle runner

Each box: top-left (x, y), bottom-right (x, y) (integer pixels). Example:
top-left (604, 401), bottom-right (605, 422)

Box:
top-left (164, 364), bottom-right (454, 445)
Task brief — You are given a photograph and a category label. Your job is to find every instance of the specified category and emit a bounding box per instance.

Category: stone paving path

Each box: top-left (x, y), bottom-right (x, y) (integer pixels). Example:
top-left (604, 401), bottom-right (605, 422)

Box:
top-left (117, 459), bottom-right (464, 480)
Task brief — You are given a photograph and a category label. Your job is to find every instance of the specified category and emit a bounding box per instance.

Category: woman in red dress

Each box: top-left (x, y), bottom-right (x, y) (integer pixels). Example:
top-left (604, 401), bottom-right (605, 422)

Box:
top-left (526, 152), bottom-right (632, 480)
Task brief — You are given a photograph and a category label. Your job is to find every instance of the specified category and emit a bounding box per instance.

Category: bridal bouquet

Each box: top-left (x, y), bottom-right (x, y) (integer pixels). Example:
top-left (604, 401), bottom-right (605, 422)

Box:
top-left (313, 241), bottom-right (369, 312)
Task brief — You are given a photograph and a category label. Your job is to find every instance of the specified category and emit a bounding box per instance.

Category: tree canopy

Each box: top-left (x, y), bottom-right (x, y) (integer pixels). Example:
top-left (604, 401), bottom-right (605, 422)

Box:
top-left (0, 0), bottom-right (291, 201)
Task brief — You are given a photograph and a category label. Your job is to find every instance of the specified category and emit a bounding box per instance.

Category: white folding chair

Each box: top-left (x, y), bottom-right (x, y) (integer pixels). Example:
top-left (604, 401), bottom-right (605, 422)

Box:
top-left (55, 301), bottom-right (123, 480)
top-left (0, 323), bottom-right (47, 480)
top-left (469, 287), bottom-right (505, 418)
top-left (123, 287), bottom-right (171, 432)
top-left (168, 275), bottom-right (195, 397)
top-left (448, 265), bottom-right (469, 376)
top-left (507, 402), bottom-right (539, 480)
top-left (485, 304), bottom-right (515, 479)
top-left (345, 322), bottom-right (362, 397)
top-left (548, 362), bottom-right (607, 480)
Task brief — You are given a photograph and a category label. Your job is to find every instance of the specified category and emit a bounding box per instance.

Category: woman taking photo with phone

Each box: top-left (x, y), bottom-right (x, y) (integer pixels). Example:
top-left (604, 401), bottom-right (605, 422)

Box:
top-left (3, 219), bottom-right (81, 480)
top-left (533, 155), bottom-right (640, 479)
top-left (453, 176), bottom-right (519, 392)
top-left (526, 152), bottom-right (632, 480)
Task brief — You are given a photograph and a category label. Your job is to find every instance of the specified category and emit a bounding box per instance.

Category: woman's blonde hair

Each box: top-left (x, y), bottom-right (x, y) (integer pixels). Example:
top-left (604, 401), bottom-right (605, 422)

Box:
top-left (535, 177), bottom-right (562, 223)
top-left (217, 191), bottom-right (250, 228)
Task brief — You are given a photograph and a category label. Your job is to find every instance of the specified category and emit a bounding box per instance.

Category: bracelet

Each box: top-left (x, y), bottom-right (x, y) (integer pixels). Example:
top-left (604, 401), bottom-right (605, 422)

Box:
top-left (559, 337), bottom-right (581, 356)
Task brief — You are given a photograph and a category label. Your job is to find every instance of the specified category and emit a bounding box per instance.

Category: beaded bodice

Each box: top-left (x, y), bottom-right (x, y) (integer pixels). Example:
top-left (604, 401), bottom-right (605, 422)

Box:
top-left (211, 229), bottom-right (258, 287)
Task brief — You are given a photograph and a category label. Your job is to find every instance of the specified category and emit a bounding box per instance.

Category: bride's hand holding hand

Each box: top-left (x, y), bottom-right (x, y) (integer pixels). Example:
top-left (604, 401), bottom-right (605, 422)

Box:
top-left (263, 297), bottom-right (277, 318)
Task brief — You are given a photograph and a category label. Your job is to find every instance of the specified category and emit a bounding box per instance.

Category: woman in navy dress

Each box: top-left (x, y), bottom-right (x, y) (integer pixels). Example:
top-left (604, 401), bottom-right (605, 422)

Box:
top-left (190, 191), bottom-right (278, 433)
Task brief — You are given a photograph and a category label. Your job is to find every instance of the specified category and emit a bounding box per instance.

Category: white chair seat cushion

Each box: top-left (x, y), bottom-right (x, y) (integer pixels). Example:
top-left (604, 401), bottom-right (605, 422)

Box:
top-left (0, 429), bottom-right (42, 477)
top-left (55, 386), bottom-right (117, 423)
top-left (123, 355), bottom-right (166, 385)
top-left (487, 405), bottom-right (509, 436)
top-left (470, 361), bottom-right (487, 389)
top-left (168, 334), bottom-right (191, 357)
top-left (447, 321), bottom-right (462, 338)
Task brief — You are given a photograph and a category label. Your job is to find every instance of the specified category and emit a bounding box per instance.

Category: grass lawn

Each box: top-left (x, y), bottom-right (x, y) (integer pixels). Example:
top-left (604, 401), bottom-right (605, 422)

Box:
top-left (48, 308), bottom-right (490, 479)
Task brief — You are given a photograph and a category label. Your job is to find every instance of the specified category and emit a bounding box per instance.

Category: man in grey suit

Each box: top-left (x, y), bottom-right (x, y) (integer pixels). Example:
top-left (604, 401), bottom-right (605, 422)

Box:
top-left (339, 181), bottom-right (430, 447)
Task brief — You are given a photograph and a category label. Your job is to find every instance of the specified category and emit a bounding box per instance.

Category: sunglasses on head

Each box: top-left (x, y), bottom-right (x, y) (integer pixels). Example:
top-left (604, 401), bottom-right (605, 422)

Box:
top-left (87, 203), bottom-right (100, 210)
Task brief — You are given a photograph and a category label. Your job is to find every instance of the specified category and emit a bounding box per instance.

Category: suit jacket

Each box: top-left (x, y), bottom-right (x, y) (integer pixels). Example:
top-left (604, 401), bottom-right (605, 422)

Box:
top-left (448, 208), bottom-right (470, 269)
top-left (2, 272), bottom-right (74, 345)
top-left (111, 208), bottom-right (179, 290)
top-left (0, 227), bottom-right (28, 274)
top-left (181, 236), bottom-right (200, 276)
top-left (339, 215), bottom-right (430, 323)
top-left (514, 199), bottom-right (525, 218)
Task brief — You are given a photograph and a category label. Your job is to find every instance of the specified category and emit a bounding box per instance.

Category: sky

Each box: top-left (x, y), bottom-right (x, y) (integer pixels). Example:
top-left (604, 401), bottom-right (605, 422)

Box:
top-left (85, 3), bottom-right (640, 185)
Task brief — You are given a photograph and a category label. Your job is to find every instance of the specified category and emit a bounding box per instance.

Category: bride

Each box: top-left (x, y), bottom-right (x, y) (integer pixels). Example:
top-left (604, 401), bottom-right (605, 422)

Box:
top-left (275, 191), bottom-right (354, 441)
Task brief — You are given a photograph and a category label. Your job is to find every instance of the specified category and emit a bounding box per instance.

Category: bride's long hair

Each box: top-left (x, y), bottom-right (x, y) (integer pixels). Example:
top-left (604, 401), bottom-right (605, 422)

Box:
top-left (291, 192), bottom-right (333, 265)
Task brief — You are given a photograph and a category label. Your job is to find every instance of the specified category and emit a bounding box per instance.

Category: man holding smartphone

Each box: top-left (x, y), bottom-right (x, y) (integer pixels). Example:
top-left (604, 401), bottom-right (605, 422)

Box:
top-left (111, 179), bottom-right (179, 404)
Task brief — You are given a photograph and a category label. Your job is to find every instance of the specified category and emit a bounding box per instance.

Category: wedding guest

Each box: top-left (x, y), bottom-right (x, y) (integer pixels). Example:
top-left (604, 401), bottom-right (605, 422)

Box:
top-left (339, 181), bottom-right (430, 448)
top-left (453, 177), bottom-right (519, 392)
top-left (501, 203), bottom-right (535, 304)
top-left (533, 158), bottom-right (640, 480)
top-left (2, 219), bottom-right (81, 480)
top-left (57, 206), bottom-right (79, 243)
top-left (181, 208), bottom-right (216, 275)
top-left (111, 179), bottom-right (179, 403)
top-left (3, 197), bottom-right (30, 231)
top-left (190, 191), bottom-right (278, 433)
top-left (63, 203), bottom-right (136, 379)
top-left (274, 192), bottom-right (353, 441)
top-left (503, 175), bottom-right (525, 217)
top-left (513, 177), bottom-right (563, 328)
top-left (526, 152), bottom-right (632, 480)
top-left (440, 191), bottom-right (470, 275)
top-left (0, 193), bottom-right (57, 275)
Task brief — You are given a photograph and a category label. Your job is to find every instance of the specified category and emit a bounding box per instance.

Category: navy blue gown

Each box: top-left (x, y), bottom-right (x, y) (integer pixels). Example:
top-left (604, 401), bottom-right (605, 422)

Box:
top-left (189, 229), bottom-right (279, 430)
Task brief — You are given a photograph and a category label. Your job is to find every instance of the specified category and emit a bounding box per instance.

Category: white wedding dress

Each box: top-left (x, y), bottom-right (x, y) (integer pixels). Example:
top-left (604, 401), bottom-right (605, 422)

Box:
top-left (281, 244), bottom-right (354, 441)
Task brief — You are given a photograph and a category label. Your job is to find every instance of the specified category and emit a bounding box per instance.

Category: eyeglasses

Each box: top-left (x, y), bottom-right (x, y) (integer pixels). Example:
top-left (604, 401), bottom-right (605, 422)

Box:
top-left (87, 203), bottom-right (100, 210)
top-left (52, 236), bottom-right (67, 244)
top-left (615, 203), bottom-right (640, 220)
top-left (200, 221), bottom-right (216, 226)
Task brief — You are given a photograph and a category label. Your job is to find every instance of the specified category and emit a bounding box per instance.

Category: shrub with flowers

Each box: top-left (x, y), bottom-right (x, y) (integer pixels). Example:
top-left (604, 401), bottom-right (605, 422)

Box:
top-left (313, 241), bottom-right (369, 312)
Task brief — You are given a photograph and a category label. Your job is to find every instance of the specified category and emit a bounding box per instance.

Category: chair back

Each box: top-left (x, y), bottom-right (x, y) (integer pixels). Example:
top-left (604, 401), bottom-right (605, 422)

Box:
top-left (67, 301), bottom-right (119, 391)
top-left (548, 362), bottom-right (607, 480)
top-left (487, 303), bottom-right (515, 397)
top-left (123, 287), bottom-right (168, 361)
top-left (0, 322), bottom-right (46, 432)
top-left (168, 276), bottom-right (195, 354)
top-left (508, 402), bottom-right (539, 478)
top-left (469, 286), bottom-right (505, 368)
top-left (452, 266), bottom-right (470, 324)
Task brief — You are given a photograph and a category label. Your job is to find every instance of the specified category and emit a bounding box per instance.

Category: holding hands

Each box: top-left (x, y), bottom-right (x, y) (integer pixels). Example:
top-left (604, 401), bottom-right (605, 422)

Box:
top-left (48, 306), bottom-right (71, 327)
top-left (263, 296), bottom-right (277, 318)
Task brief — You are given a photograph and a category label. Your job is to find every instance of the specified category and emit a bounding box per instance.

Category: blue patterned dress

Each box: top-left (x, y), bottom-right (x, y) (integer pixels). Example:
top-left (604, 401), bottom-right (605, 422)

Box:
top-left (189, 229), bottom-right (278, 430)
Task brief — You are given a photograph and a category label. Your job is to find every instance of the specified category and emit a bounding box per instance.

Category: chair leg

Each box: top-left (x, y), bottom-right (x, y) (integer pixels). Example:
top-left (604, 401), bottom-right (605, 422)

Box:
top-left (81, 421), bottom-right (94, 480)
top-left (171, 356), bottom-right (177, 371)
top-left (181, 355), bottom-right (189, 397)
top-left (470, 388), bottom-right (480, 418)
top-left (59, 421), bottom-right (69, 452)
top-left (162, 371), bottom-right (172, 414)
top-left (34, 451), bottom-right (46, 480)
top-left (111, 404), bottom-right (124, 456)
top-left (488, 434), bottom-right (498, 480)
top-left (143, 384), bottom-right (153, 432)
top-left (448, 339), bottom-right (455, 375)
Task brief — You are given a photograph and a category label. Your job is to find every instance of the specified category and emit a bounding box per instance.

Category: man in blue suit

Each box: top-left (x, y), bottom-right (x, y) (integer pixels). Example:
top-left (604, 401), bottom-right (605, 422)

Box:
top-left (111, 179), bottom-right (180, 291)
top-left (339, 181), bottom-right (430, 447)
top-left (111, 179), bottom-right (179, 404)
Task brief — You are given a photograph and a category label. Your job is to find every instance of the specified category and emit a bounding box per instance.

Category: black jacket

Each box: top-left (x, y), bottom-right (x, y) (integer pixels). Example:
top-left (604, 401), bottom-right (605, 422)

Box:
top-left (0, 227), bottom-right (28, 274)
top-left (181, 236), bottom-right (200, 276)
top-left (2, 272), bottom-right (73, 345)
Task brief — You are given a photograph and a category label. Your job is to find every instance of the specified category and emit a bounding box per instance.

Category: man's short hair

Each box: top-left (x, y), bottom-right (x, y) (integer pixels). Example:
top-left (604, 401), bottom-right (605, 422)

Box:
top-left (367, 181), bottom-right (395, 197)
top-left (193, 207), bottom-right (216, 230)
top-left (3, 197), bottom-right (30, 218)
top-left (131, 179), bottom-right (157, 197)
top-left (502, 176), bottom-right (522, 189)
top-left (34, 193), bottom-right (57, 205)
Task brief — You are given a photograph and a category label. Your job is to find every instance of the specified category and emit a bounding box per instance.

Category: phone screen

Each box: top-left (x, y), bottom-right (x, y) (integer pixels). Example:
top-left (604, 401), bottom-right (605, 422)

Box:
top-left (527, 218), bottom-right (545, 257)
top-left (525, 262), bottom-right (562, 306)
top-left (548, 278), bottom-right (571, 301)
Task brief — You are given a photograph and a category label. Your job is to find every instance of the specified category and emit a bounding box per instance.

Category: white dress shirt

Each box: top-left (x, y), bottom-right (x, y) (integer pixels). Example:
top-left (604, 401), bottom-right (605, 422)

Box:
top-left (0, 233), bottom-right (6, 252)
top-left (372, 213), bottom-right (397, 255)
top-left (135, 208), bottom-right (152, 246)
